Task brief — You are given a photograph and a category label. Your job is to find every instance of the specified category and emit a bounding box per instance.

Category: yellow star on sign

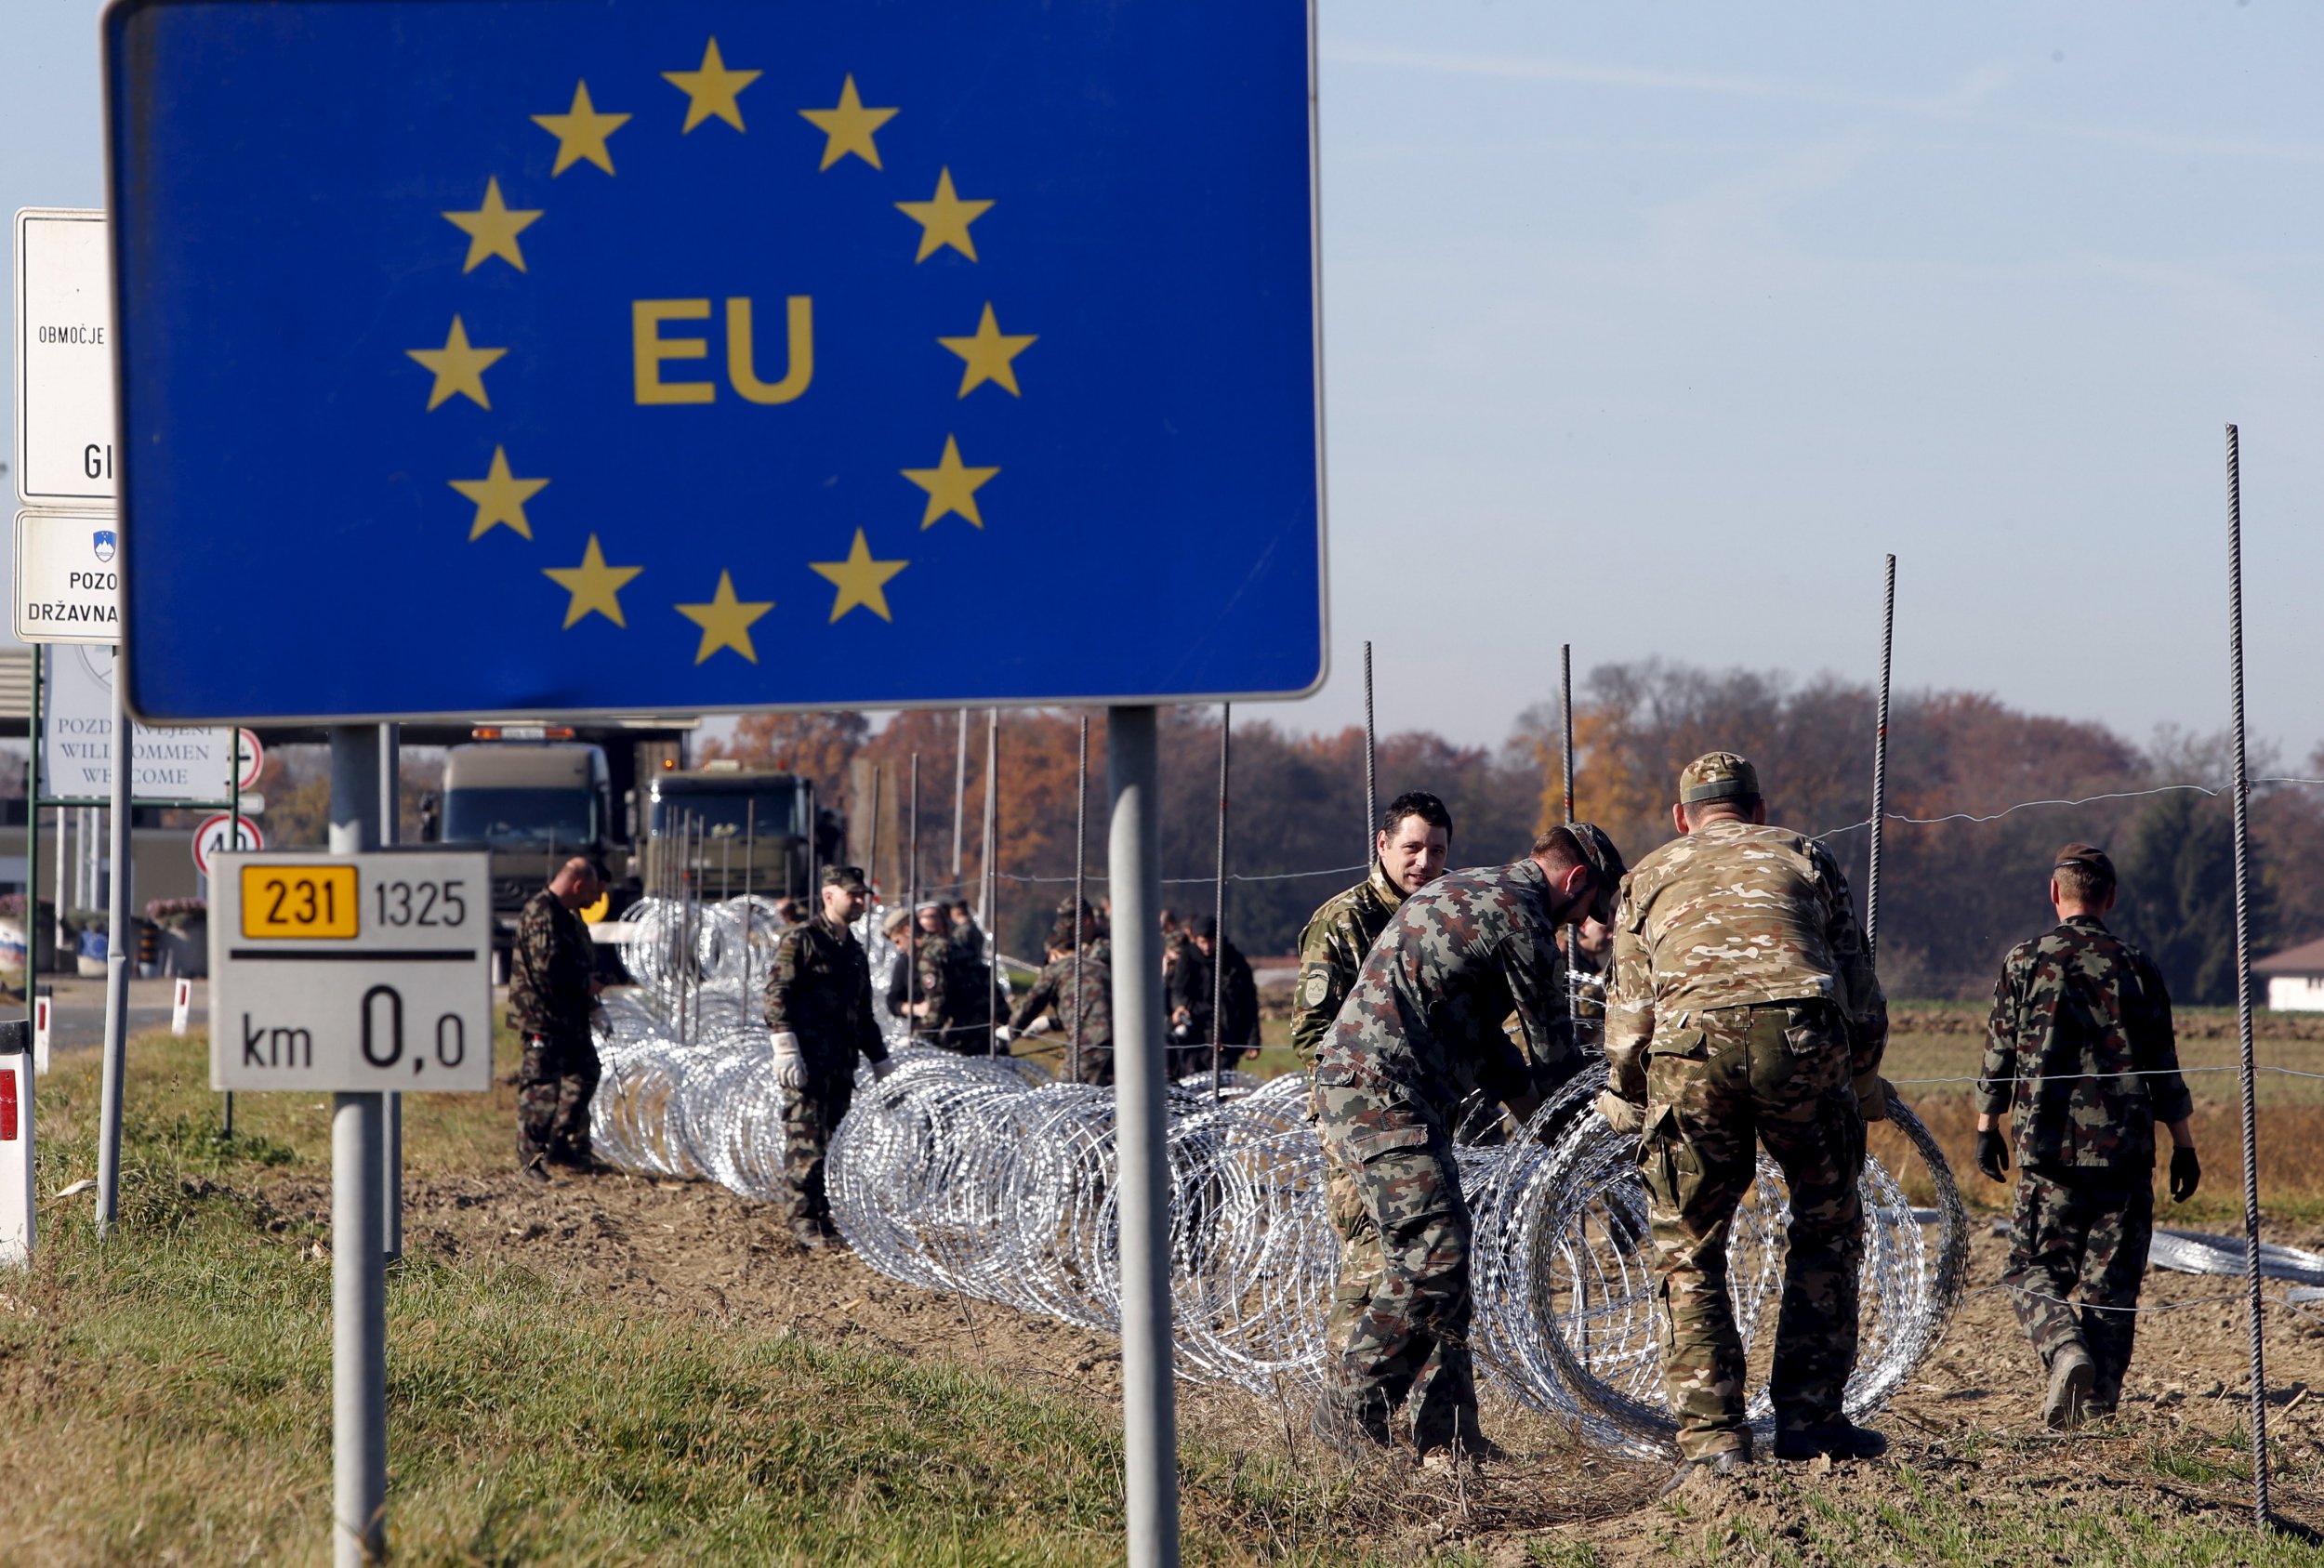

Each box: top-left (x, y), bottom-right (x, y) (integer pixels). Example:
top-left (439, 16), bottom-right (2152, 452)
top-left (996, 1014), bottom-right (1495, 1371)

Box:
top-left (895, 167), bottom-right (994, 262)
top-left (405, 316), bottom-right (507, 411)
top-left (675, 571), bottom-right (775, 663)
top-left (449, 446), bottom-right (549, 541)
top-left (441, 178), bottom-right (541, 273)
top-left (939, 303), bottom-right (1036, 398)
top-left (543, 534), bottom-right (642, 628)
top-left (810, 529), bottom-right (908, 623)
top-left (901, 435), bottom-right (999, 529)
top-left (799, 74), bottom-right (898, 170)
top-left (664, 37), bottom-right (760, 133)
top-left (532, 81), bottom-right (631, 176)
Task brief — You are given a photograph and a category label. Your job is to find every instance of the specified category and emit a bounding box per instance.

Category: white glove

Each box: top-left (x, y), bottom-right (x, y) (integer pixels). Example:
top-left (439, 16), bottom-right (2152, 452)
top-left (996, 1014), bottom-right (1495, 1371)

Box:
top-left (994, 1025), bottom-right (1014, 1047)
top-left (871, 1056), bottom-right (900, 1081)
top-left (1023, 1016), bottom-right (1054, 1038)
top-left (771, 1030), bottom-right (806, 1091)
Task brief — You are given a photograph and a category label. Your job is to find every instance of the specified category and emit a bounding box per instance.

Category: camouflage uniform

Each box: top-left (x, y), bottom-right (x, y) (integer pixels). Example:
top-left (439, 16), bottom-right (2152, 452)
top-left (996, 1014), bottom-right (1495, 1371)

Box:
top-left (1312, 855), bottom-right (1593, 1452)
top-left (1293, 862), bottom-right (1409, 1349)
top-left (886, 928), bottom-right (961, 1048)
top-left (1979, 916), bottom-right (2191, 1411)
top-left (1010, 937), bottom-right (1115, 1086)
top-left (509, 888), bottom-right (599, 1166)
top-left (1606, 809), bottom-right (1886, 1460)
top-left (1166, 938), bottom-right (1260, 1079)
top-left (765, 913), bottom-right (889, 1236)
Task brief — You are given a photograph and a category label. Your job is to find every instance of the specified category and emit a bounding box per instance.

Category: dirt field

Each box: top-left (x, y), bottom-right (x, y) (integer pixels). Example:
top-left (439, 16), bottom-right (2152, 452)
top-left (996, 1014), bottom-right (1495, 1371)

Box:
top-left (241, 1154), bottom-right (2324, 1562)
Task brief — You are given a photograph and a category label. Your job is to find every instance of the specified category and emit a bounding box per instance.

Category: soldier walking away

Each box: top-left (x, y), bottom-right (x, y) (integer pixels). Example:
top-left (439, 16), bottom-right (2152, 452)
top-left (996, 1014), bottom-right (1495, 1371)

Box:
top-left (1165, 916), bottom-right (1260, 1078)
top-left (1976, 843), bottom-right (2199, 1430)
top-left (1311, 823), bottom-right (1626, 1468)
top-left (1003, 916), bottom-right (1116, 1086)
top-left (1599, 752), bottom-right (1890, 1475)
top-left (512, 856), bottom-right (607, 1179)
top-left (767, 865), bottom-right (895, 1251)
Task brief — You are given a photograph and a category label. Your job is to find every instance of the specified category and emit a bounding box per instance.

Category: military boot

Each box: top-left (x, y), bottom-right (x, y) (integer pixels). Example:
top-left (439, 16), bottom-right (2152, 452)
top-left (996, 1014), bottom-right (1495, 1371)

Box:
top-left (1311, 1393), bottom-right (1394, 1461)
top-left (2043, 1343), bottom-right (2095, 1430)
top-left (1773, 1422), bottom-right (1887, 1462)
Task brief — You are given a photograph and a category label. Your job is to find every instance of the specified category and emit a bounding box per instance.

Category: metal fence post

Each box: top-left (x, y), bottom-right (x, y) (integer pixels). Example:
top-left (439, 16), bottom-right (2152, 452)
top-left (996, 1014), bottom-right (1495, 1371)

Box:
top-left (94, 646), bottom-right (133, 1235)
top-left (1865, 557), bottom-right (1896, 964)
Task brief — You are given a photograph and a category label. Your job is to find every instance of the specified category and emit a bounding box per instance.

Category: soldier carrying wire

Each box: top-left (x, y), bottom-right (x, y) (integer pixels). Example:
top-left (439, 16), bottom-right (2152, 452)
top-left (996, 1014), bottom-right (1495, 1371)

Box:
top-left (1310, 823), bottom-right (1626, 1466)
top-left (1976, 842), bottom-right (2199, 1429)
top-left (1599, 751), bottom-right (1891, 1474)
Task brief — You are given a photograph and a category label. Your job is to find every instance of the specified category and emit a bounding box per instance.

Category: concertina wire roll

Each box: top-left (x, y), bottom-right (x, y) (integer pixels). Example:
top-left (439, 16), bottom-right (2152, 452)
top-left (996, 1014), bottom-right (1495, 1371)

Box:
top-left (590, 895), bottom-right (1970, 1458)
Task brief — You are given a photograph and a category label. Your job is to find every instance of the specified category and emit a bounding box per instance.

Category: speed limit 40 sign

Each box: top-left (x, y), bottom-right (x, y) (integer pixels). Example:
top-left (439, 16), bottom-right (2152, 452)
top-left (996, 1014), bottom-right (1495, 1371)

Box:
top-left (208, 850), bottom-right (492, 1093)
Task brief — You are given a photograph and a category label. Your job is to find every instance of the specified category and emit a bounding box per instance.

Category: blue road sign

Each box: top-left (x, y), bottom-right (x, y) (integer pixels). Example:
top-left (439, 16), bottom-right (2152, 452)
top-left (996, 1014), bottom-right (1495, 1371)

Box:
top-left (104, 1), bottom-right (1323, 723)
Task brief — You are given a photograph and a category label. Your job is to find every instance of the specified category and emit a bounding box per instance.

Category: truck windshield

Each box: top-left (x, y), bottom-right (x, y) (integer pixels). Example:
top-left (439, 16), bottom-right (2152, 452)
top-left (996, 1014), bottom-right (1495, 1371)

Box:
top-left (653, 784), bottom-right (799, 838)
top-left (443, 788), bottom-right (596, 848)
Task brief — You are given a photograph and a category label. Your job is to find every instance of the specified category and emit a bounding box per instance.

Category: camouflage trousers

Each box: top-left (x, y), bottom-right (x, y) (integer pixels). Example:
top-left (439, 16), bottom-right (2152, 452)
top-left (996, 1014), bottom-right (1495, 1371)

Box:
top-left (518, 1034), bottom-right (601, 1163)
top-left (1640, 1003), bottom-right (1866, 1459)
top-left (1315, 1128), bottom-right (1480, 1454)
top-left (2001, 1166), bottom-right (2152, 1410)
top-left (1064, 1041), bottom-right (1115, 1087)
top-left (1166, 1043), bottom-right (1249, 1083)
top-left (782, 1059), bottom-right (858, 1235)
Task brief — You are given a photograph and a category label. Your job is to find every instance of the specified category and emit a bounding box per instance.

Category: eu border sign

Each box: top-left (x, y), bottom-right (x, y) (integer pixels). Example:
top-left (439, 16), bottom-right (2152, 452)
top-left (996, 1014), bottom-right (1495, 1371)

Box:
top-left (103, 1), bottom-right (1324, 724)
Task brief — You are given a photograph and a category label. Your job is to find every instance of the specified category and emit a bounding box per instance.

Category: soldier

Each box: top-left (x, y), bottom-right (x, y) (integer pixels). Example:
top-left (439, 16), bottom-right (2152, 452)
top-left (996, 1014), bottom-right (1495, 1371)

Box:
top-left (1976, 843), bottom-right (2199, 1429)
top-left (511, 855), bottom-right (606, 1178)
top-left (1004, 917), bottom-right (1115, 1086)
top-left (946, 899), bottom-right (997, 1052)
top-left (767, 865), bottom-right (894, 1251)
top-left (1167, 916), bottom-right (1260, 1077)
top-left (1598, 752), bottom-right (1890, 1473)
top-left (885, 900), bottom-right (963, 1048)
top-left (1311, 823), bottom-right (1626, 1465)
top-left (1292, 793), bottom-right (1455, 1356)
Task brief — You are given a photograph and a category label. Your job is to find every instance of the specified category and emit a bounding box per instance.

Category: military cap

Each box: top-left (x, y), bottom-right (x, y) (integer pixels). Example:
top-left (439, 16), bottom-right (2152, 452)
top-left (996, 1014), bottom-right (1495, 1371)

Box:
top-left (2053, 842), bottom-right (2116, 881)
top-left (821, 863), bottom-right (870, 893)
top-left (916, 899), bottom-right (944, 915)
top-left (1565, 821), bottom-right (1630, 924)
top-left (1678, 751), bottom-right (1761, 806)
top-left (882, 905), bottom-right (913, 934)
top-left (1047, 916), bottom-right (1081, 951)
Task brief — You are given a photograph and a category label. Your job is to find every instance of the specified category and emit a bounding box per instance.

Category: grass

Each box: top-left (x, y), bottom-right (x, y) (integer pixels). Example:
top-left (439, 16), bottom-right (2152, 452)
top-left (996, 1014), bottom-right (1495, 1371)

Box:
top-left (8, 1020), bottom-right (2324, 1564)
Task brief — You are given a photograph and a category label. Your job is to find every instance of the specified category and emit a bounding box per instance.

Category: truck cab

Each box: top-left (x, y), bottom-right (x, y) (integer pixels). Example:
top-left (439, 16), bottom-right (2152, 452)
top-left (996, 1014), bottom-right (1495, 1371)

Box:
top-left (436, 731), bottom-right (624, 973)
top-left (644, 763), bottom-right (833, 903)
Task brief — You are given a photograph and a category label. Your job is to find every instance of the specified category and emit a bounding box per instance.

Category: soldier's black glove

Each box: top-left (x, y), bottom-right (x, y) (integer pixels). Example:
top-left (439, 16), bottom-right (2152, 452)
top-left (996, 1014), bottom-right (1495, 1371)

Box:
top-left (1974, 1127), bottom-right (2010, 1183)
top-left (2170, 1146), bottom-right (2201, 1203)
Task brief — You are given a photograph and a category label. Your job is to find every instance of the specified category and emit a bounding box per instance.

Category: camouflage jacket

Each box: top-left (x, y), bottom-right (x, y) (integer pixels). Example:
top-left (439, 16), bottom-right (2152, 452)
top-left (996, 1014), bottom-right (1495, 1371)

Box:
top-left (1977, 916), bottom-right (2193, 1174)
top-left (1010, 940), bottom-right (1113, 1045)
top-left (1605, 820), bottom-right (1887, 1102)
top-left (764, 915), bottom-right (888, 1065)
top-left (1313, 858), bottom-right (1575, 1146)
top-left (1290, 862), bottom-right (1404, 1064)
top-left (508, 889), bottom-right (592, 1040)
top-left (884, 929), bottom-right (958, 1038)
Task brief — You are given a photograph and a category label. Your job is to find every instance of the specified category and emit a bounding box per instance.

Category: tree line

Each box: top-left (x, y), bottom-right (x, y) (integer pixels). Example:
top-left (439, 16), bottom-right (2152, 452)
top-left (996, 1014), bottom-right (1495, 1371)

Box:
top-left (705, 662), bottom-right (2324, 1004)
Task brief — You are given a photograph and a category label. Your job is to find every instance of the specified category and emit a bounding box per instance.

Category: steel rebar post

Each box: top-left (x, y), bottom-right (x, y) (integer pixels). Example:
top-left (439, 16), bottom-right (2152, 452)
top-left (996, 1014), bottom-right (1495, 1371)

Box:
top-left (984, 711), bottom-right (999, 1054)
top-left (1211, 705), bottom-right (1229, 1100)
top-left (1072, 717), bottom-right (1088, 1085)
top-left (2224, 423), bottom-right (2272, 1525)
top-left (1866, 557), bottom-right (1896, 963)
top-left (743, 801), bottom-right (757, 1002)
top-left (327, 727), bottom-right (386, 1568)
top-left (1560, 644), bottom-right (1575, 824)
top-left (95, 646), bottom-right (133, 1235)
top-left (23, 647), bottom-right (37, 1034)
top-left (1362, 640), bottom-right (1378, 856)
top-left (1107, 705), bottom-right (1180, 1567)
top-left (954, 707), bottom-right (969, 882)
top-left (909, 753), bottom-right (921, 1034)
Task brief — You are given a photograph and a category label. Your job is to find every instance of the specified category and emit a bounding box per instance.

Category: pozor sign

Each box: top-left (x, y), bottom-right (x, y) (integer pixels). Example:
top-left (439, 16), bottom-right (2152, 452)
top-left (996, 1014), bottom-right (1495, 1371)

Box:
top-left (209, 850), bottom-right (493, 1094)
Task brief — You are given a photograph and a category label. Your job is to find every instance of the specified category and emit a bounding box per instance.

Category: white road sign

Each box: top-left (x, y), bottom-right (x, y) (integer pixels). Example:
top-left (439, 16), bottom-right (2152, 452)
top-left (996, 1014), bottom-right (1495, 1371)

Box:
top-left (43, 645), bottom-right (236, 801)
top-left (235, 729), bottom-right (264, 791)
top-left (13, 209), bottom-right (114, 509)
top-left (209, 850), bottom-right (493, 1094)
top-left (191, 811), bottom-right (265, 876)
top-left (14, 508), bottom-right (121, 643)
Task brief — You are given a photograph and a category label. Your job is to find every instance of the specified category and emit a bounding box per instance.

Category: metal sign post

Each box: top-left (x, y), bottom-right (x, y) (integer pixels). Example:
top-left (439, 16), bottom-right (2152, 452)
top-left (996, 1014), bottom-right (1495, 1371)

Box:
top-left (94, 644), bottom-right (131, 1236)
top-left (0, 1021), bottom-right (33, 1266)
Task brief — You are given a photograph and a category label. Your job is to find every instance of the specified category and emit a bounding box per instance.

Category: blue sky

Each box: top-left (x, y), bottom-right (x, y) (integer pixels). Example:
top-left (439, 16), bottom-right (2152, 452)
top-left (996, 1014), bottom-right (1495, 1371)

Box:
top-left (8, 3), bottom-right (2321, 763)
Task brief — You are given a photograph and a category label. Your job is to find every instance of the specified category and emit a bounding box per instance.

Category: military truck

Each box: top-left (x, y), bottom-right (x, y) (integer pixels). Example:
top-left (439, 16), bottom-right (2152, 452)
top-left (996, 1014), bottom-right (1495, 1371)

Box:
top-left (640, 761), bottom-right (841, 905)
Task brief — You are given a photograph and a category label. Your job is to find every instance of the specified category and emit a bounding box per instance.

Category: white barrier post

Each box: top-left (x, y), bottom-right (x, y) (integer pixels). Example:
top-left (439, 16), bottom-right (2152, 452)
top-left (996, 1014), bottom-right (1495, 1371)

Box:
top-left (172, 976), bottom-right (193, 1036)
top-left (32, 994), bottom-right (49, 1077)
top-left (0, 1020), bottom-right (34, 1265)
